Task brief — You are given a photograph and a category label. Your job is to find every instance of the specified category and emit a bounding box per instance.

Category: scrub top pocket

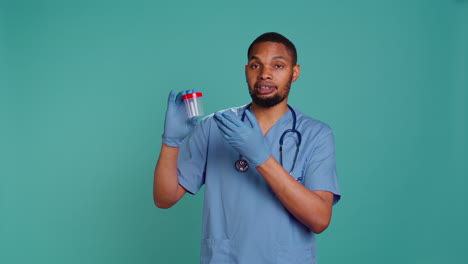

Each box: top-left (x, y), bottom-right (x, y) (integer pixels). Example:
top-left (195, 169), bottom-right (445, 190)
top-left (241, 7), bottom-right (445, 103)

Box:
top-left (201, 239), bottom-right (232, 264)
top-left (275, 244), bottom-right (315, 264)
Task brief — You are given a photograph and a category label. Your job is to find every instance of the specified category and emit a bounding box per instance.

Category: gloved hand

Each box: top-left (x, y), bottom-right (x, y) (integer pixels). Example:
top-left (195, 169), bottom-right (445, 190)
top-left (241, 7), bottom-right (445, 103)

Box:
top-left (213, 109), bottom-right (270, 168)
top-left (162, 90), bottom-right (199, 147)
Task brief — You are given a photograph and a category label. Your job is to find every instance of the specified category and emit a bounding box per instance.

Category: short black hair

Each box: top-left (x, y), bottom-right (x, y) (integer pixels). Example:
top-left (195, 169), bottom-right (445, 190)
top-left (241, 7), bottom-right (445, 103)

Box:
top-left (247, 32), bottom-right (297, 65)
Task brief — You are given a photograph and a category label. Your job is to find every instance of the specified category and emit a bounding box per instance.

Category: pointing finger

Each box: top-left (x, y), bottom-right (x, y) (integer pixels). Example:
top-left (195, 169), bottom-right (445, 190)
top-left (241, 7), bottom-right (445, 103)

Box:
top-left (221, 111), bottom-right (244, 128)
top-left (214, 114), bottom-right (235, 135)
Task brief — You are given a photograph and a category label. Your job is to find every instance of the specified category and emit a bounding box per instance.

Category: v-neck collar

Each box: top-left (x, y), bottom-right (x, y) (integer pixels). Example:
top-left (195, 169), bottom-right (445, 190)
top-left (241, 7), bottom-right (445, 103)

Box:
top-left (243, 104), bottom-right (294, 138)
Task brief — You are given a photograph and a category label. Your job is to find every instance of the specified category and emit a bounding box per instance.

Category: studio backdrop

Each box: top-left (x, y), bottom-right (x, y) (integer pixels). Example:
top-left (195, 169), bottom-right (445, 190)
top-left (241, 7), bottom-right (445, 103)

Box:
top-left (1, 0), bottom-right (467, 263)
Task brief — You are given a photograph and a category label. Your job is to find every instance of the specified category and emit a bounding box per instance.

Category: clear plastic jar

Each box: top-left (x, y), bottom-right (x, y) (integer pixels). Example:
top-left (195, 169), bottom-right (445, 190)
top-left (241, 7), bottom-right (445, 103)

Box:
top-left (182, 92), bottom-right (204, 118)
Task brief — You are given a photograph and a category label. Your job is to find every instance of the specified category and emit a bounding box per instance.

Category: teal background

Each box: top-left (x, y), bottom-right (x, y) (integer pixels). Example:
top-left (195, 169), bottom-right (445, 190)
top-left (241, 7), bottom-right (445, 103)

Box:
top-left (2, 0), bottom-right (467, 263)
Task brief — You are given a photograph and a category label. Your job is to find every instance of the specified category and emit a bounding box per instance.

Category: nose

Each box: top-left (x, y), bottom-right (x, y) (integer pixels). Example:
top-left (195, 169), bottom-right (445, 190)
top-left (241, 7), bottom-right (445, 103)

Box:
top-left (258, 67), bottom-right (272, 80)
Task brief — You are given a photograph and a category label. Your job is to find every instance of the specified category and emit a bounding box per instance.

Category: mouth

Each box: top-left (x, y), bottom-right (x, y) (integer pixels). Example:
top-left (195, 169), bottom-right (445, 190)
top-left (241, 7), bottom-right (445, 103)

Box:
top-left (254, 83), bottom-right (277, 95)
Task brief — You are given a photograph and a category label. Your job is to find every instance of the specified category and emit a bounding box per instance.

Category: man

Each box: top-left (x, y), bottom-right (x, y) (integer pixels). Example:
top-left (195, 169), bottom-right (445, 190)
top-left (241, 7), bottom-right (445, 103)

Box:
top-left (154, 32), bottom-right (341, 263)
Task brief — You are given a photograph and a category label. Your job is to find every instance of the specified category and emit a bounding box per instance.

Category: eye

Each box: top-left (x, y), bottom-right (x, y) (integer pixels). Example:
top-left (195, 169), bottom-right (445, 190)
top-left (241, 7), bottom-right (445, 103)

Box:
top-left (250, 63), bottom-right (260, 69)
top-left (274, 64), bottom-right (284, 69)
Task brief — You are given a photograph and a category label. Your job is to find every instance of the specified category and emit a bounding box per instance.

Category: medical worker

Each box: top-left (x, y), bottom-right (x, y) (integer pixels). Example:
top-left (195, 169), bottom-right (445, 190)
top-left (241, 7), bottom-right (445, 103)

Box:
top-left (154, 32), bottom-right (341, 263)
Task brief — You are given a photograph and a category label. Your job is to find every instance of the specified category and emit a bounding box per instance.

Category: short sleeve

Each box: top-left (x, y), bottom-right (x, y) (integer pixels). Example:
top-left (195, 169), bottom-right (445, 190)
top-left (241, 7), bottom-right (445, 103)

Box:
top-left (177, 117), bottom-right (211, 195)
top-left (303, 128), bottom-right (341, 205)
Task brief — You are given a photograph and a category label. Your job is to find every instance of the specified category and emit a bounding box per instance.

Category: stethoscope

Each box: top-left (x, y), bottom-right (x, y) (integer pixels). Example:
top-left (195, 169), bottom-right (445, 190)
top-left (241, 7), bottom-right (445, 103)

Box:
top-left (235, 104), bottom-right (302, 176)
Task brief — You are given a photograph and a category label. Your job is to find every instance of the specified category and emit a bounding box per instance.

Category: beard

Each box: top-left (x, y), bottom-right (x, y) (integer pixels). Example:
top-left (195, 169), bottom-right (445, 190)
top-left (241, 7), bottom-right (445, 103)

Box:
top-left (248, 80), bottom-right (292, 108)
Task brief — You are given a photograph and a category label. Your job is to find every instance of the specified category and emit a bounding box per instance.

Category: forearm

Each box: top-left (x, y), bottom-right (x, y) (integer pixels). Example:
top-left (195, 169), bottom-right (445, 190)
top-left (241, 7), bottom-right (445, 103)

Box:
top-left (256, 157), bottom-right (333, 233)
top-left (153, 144), bottom-right (185, 208)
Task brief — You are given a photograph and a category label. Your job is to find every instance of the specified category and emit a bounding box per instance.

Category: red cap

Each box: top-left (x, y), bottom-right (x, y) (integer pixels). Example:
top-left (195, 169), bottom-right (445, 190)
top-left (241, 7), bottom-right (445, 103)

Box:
top-left (182, 92), bottom-right (203, 100)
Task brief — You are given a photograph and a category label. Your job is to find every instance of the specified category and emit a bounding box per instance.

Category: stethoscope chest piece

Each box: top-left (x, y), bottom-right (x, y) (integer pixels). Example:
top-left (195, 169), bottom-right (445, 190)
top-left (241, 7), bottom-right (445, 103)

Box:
top-left (235, 159), bottom-right (249, 172)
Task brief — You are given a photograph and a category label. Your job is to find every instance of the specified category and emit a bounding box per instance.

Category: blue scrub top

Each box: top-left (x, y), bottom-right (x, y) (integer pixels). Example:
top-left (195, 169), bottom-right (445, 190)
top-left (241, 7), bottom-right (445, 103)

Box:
top-left (178, 105), bottom-right (341, 264)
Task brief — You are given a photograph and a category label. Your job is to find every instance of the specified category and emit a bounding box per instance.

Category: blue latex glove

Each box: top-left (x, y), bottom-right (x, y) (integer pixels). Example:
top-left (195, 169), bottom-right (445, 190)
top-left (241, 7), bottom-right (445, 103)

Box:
top-left (213, 110), bottom-right (270, 168)
top-left (162, 90), bottom-right (199, 147)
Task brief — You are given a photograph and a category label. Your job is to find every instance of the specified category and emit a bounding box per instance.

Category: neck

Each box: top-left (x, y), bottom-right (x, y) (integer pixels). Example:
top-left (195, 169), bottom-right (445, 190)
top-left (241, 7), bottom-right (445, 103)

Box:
top-left (250, 100), bottom-right (290, 135)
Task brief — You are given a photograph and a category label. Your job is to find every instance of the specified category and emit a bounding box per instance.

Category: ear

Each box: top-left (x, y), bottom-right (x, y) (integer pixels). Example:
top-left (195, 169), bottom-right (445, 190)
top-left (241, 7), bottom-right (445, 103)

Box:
top-left (292, 64), bottom-right (301, 82)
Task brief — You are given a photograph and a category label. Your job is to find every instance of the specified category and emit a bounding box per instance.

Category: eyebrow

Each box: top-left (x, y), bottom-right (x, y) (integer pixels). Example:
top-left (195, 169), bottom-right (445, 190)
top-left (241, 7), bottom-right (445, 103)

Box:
top-left (248, 56), bottom-right (288, 61)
